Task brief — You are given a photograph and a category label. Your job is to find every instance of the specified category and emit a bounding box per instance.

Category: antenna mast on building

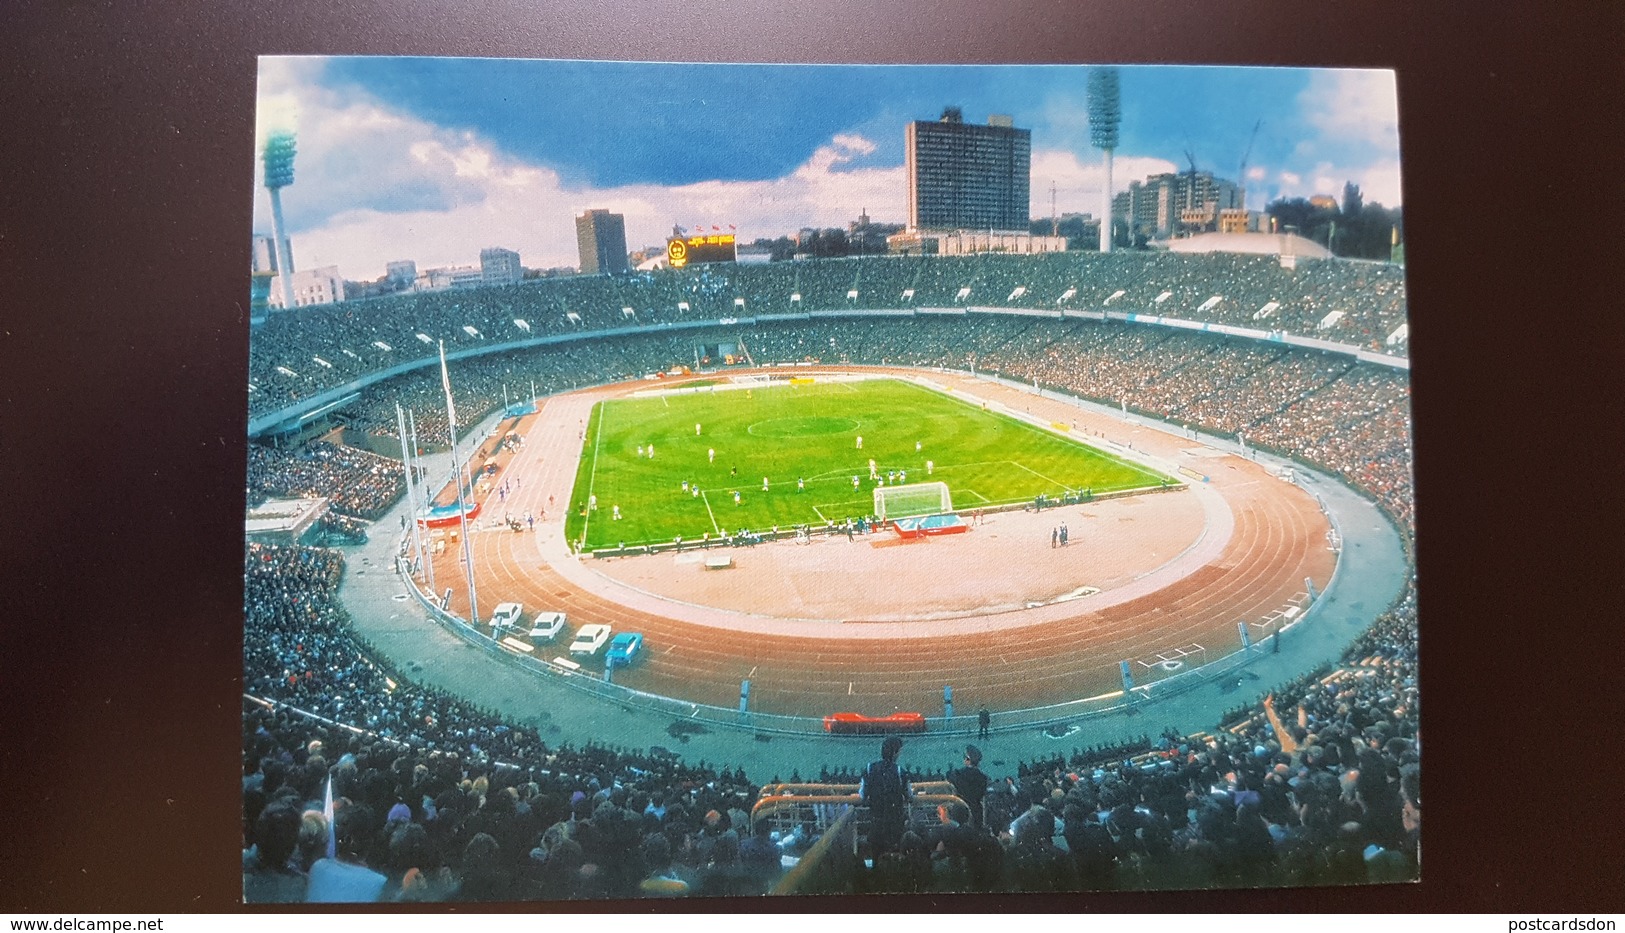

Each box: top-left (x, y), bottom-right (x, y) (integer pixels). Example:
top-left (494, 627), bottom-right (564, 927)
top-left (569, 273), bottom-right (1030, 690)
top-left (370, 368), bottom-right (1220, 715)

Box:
top-left (1050, 181), bottom-right (1058, 237)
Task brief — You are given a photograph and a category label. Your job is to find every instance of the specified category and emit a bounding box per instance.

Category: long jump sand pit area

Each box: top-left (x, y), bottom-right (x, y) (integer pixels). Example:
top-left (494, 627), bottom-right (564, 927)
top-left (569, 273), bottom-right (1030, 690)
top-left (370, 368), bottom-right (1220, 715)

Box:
top-left (427, 368), bottom-right (1337, 719)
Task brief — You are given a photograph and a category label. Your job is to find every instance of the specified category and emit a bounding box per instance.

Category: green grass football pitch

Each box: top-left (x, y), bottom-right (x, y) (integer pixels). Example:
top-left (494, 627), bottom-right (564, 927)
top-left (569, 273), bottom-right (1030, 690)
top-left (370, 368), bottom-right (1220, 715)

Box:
top-left (562, 378), bottom-right (1172, 550)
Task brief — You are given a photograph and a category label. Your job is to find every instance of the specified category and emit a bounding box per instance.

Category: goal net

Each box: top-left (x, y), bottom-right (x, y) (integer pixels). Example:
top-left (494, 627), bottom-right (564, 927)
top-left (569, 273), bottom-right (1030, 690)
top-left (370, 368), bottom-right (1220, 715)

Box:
top-left (874, 481), bottom-right (953, 522)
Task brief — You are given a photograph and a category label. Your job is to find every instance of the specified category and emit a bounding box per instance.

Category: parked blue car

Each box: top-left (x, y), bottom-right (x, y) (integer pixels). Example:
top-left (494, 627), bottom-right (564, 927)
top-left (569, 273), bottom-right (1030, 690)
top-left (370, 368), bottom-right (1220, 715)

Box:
top-left (605, 632), bottom-right (644, 668)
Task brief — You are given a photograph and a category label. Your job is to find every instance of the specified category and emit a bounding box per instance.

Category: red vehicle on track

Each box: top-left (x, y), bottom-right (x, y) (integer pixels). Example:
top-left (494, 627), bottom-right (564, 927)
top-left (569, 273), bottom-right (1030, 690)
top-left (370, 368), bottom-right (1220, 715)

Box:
top-left (822, 712), bottom-right (928, 735)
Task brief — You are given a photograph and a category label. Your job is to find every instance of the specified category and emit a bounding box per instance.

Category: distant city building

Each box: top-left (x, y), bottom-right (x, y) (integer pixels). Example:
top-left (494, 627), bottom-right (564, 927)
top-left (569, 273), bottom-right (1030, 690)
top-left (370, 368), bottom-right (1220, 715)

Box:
top-left (252, 234), bottom-right (292, 274)
top-left (480, 247), bottom-right (522, 286)
top-left (270, 266), bottom-right (345, 309)
top-left (848, 209), bottom-right (904, 254)
top-left (415, 266), bottom-right (484, 292)
top-left (906, 107), bottom-right (1031, 233)
top-left (385, 260), bottom-right (417, 288)
top-left (1114, 170), bottom-right (1242, 240)
top-left (1309, 194), bottom-right (1340, 212)
top-left (575, 209), bottom-right (629, 275)
top-left (887, 229), bottom-right (1065, 256)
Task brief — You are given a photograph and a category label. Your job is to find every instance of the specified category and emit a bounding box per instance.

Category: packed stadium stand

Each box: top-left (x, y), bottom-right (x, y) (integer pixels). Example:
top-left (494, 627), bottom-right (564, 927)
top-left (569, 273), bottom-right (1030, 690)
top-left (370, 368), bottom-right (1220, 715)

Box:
top-left (244, 251), bottom-right (1418, 899)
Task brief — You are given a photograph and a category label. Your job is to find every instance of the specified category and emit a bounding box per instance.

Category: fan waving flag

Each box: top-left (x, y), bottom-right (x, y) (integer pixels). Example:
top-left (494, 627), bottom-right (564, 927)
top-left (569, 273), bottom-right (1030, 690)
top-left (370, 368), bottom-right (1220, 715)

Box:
top-left (439, 340), bottom-right (457, 434)
top-left (324, 773), bottom-right (337, 859)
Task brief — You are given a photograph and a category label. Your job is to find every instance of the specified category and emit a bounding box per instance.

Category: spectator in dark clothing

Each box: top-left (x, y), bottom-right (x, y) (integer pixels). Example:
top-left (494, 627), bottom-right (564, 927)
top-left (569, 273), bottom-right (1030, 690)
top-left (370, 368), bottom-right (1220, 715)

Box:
top-left (947, 744), bottom-right (990, 829)
top-left (859, 736), bottom-right (913, 858)
top-left (243, 800), bottom-right (306, 903)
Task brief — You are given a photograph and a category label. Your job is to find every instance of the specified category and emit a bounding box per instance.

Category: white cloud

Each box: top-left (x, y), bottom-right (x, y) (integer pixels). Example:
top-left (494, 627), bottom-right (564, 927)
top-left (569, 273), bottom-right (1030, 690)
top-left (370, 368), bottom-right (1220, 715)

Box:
top-left (1283, 69), bottom-right (1403, 206)
top-left (256, 60), bottom-right (931, 275)
top-left (1257, 158), bottom-right (1401, 209)
top-left (1300, 70), bottom-right (1399, 150)
top-left (276, 113), bottom-right (910, 275)
top-left (1029, 149), bottom-right (1179, 219)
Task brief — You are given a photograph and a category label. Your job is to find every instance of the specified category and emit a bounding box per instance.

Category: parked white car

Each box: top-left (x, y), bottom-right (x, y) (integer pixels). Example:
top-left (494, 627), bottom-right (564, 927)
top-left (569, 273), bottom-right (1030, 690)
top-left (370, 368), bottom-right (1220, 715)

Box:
top-left (528, 612), bottom-right (567, 642)
top-left (489, 602), bottom-right (523, 632)
top-left (568, 623), bottom-right (612, 657)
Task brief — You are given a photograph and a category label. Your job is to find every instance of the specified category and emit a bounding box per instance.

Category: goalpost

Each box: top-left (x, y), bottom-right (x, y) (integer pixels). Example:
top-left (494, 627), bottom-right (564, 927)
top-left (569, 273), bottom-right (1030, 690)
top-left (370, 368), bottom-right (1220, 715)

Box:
top-left (874, 481), bottom-right (954, 522)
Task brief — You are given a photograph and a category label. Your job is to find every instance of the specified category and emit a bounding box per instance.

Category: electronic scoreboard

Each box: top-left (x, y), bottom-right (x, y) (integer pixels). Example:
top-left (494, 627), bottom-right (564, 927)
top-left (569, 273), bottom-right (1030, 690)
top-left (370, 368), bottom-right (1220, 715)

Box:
top-left (666, 232), bottom-right (736, 268)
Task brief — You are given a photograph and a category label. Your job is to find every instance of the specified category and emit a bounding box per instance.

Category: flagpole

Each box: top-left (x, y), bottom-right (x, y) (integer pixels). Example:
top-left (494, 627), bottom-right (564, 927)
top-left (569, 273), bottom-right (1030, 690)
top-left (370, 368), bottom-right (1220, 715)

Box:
top-left (395, 403), bottom-right (428, 587)
top-left (441, 341), bottom-right (480, 627)
top-left (408, 407), bottom-right (435, 594)
top-left (323, 775), bottom-right (336, 860)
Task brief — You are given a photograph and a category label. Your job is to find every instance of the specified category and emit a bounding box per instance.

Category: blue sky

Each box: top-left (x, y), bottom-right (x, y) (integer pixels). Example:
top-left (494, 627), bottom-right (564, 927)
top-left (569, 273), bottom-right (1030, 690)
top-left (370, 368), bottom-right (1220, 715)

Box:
top-left (254, 58), bottom-right (1400, 277)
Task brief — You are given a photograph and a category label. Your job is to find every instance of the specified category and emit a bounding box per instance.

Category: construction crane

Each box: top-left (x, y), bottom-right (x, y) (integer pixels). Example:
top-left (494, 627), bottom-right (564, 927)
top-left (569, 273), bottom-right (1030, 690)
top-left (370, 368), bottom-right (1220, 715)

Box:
top-left (1183, 147), bottom-right (1199, 209)
top-left (1237, 120), bottom-right (1262, 211)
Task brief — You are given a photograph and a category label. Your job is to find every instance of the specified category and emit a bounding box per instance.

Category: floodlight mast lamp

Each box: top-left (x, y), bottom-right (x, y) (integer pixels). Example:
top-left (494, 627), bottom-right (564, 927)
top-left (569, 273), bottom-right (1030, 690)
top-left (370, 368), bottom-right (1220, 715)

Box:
top-left (1087, 68), bottom-right (1121, 253)
top-left (262, 130), bottom-right (297, 310)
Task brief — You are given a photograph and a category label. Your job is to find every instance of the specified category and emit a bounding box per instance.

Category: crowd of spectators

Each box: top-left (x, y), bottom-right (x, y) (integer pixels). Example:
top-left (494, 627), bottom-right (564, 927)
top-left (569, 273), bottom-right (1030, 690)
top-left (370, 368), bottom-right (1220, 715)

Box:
top-left (247, 441), bottom-right (405, 520)
top-left (249, 251), bottom-right (1409, 417)
top-left (255, 312), bottom-right (1413, 542)
top-left (244, 540), bottom-right (783, 902)
top-left (244, 531), bottom-right (1418, 900)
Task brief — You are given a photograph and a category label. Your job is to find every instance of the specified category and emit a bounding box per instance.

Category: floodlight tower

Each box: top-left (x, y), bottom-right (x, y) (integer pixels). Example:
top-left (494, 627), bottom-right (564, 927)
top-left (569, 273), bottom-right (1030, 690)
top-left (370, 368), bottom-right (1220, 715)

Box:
top-left (1087, 67), bottom-right (1122, 253)
top-left (261, 130), bottom-right (298, 310)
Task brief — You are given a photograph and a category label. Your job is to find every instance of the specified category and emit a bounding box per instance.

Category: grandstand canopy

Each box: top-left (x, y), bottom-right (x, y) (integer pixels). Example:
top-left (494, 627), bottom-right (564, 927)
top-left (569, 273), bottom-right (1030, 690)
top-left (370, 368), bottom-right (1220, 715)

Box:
top-left (1154, 231), bottom-right (1333, 259)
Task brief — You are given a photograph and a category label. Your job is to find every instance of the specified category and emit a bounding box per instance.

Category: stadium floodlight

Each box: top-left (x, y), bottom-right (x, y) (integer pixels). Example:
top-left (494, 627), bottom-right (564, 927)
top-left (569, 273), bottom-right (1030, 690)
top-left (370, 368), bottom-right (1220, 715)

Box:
top-left (260, 129), bottom-right (298, 309)
top-left (1087, 67), bottom-right (1121, 253)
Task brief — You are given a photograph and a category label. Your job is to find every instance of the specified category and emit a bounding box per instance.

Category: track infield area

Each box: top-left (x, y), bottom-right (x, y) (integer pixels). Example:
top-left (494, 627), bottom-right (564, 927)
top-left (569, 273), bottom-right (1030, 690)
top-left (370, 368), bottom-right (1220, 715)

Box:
top-left (563, 377), bottom-right (1168, 551)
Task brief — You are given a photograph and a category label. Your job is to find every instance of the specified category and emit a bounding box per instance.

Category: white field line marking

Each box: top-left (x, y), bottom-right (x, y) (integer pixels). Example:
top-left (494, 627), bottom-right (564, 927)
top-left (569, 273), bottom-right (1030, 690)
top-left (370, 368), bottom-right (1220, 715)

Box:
top-left (1011, 459), bottom-right (1070, 488)
top-left (581, 405), bottom-right (606, 546)
top-left (700, 490), bottom-right (720, 534)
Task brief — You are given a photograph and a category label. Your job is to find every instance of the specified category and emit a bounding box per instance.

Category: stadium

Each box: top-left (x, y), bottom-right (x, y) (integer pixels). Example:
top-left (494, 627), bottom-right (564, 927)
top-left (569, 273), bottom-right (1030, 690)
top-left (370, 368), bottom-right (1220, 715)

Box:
top-left (244, 249), bottom-right (1418, 898)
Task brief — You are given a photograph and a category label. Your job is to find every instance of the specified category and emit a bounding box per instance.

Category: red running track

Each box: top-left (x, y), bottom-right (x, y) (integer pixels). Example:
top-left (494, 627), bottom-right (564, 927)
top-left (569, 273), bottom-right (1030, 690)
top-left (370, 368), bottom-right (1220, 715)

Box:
top-left (423, 368), bottom-right (1336, 718)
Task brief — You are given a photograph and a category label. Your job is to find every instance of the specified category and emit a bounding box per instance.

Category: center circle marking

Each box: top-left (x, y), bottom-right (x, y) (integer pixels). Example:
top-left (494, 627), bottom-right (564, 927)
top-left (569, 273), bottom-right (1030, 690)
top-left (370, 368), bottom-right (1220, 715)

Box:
top-left (745, 416), bottom-right (859, 438)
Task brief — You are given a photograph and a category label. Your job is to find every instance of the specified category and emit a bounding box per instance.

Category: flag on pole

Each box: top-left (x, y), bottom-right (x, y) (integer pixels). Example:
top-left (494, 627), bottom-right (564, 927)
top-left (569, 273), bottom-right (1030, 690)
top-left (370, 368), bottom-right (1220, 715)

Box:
top-left (438, 341), bottom-right (457, 432)
top-left (324, 774), bottom-right (337, 859)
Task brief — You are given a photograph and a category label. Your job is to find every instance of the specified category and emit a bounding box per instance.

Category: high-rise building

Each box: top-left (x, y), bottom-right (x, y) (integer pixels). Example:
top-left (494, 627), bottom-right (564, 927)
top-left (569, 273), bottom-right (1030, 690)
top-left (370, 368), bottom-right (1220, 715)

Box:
top-left (479, 247), bottom-right (522, 286)
top-left (906, 108), bottom-right (1031, 233)
top-left (575, 210), bottom-right (628, 275)
top-left (1114, 170), bottom-right (1241, 240)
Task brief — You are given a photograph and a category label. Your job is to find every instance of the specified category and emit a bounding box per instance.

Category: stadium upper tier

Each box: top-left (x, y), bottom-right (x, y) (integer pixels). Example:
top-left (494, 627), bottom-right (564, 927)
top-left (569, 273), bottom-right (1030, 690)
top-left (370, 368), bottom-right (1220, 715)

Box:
top-left (248, 252), bottom-right (1408, 418)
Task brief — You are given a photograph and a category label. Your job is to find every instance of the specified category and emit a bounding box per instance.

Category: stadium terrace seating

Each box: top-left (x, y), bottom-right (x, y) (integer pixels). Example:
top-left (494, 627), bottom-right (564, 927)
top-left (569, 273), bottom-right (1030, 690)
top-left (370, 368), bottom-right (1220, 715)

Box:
top-left (271, 314), bottom-right (1411, 538)
top-left (248, 253), bottom-right (1408, 418)
top-left (244, 534), bottom-right (1418, 900)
